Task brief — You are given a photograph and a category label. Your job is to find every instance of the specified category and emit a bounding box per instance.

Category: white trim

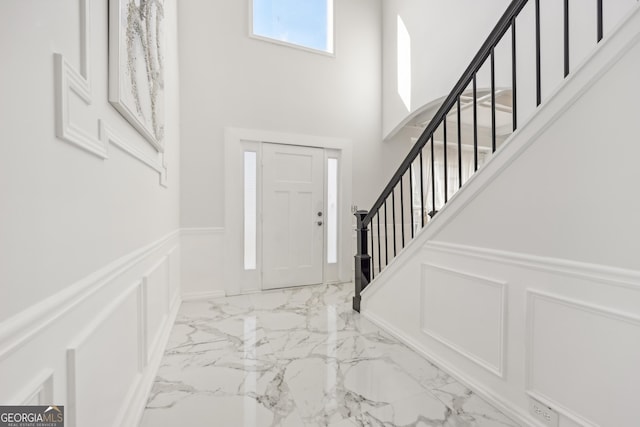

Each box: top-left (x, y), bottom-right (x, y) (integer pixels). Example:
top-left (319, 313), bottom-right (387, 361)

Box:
top-left (0, 229), bottom-right (180, 361)
top-left (426, 241), bottom-right (640, 291)
top-left (525, 290), bottom-right (640, 427)
top-left (66, 281), bottom-right (143, 427)
top-left (143, 255), bottom-right (171, 363)
top-left (123, 295), bottom-right (180, 427)
top-left (181, 290), bottom-right (227, 301)
top-left (384, 96), bottom-right (445, 142)
top-left (224, 127), bottom-right (352, 296)
top-left (53, 0), bottom-right (167, 184)
top-left (9, 370), bottom-right (54, 405)
top-left (362, 310), bottom-right (546, 427)
top-left (362, 3), bottom-right (640, 302)
top-left (100, 120), bottom-right (168, 187)
top-left (65, 278), bottom-right (180, 427)
top-left (421, 263), bottom-right (506, 378)
top-left (54, 53), bottom-right (107, 159)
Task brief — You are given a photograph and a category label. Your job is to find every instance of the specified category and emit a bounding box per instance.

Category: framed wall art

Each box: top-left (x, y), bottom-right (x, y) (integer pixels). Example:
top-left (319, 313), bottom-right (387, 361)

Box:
top-left (109, 0), bottom-right (165, 151)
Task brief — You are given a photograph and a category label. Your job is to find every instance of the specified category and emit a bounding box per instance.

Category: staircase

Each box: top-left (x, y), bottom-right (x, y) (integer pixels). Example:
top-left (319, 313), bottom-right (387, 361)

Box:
top-left (353, 1), bottom-right (640, 426)
top-left (353, 0), bottom-right (636, 311)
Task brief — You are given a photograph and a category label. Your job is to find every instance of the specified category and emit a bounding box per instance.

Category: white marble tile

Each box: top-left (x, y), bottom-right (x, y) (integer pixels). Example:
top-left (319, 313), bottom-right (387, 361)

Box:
top-left (430, 382), bottom-right (519, 427)
top-left (346, 391), bottom-right (459, 426)
top-left (140, 283), bottom-right (520, 427)
top-left (140, 394), bottom-right (304, 427)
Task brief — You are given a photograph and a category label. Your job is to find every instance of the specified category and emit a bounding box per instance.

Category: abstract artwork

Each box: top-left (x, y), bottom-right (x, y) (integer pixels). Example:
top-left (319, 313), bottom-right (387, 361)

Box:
top-left (109, 0), bottom-right (165, 151)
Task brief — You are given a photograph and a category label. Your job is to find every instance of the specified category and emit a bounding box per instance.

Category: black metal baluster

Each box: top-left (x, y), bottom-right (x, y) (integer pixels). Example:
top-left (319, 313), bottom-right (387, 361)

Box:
top-left (419, 150), bottom-right (425, 227)
top-left (430, 135), bottom-right (436, 215)
top-left (535, 0), bottom-right (541, 106)
top-left (392, 187), bottom-right (396, 257)
top-left (377, 212), bottom-right (381, 274)
top-left (473, 75), bottom-right (478, 171)
top-left (457, 97), bottom-right (462, 189)
top-left (443, 118), bottom-right (448, 203)
top-left (409, 163), bottom-right (414, 238)
top-left (564, 0), bottom-right (569, 77)
top-left (383, 200), bottom-right (388, 266)
top-left (597, 0), bottom-right (603, 42)
top-left (512, 19), bottom-right (517, 131)
top-left (400, 175), bottom-right (405, 248)
top-left (491, 48), bottom-right (496, 153)
top-left (370, 217), bottom-right (375, 279)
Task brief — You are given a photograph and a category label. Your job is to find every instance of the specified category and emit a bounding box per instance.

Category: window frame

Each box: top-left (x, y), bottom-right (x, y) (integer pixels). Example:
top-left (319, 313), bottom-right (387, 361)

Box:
top-left (248, 0), bottom-right (335, 57)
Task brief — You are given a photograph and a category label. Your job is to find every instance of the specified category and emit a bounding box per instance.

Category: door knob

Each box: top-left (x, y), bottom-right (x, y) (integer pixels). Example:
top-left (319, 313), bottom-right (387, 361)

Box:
top-left (317, 211), bottom-right (323, 217)
top-left (317, 221), bottom-right (323, 226)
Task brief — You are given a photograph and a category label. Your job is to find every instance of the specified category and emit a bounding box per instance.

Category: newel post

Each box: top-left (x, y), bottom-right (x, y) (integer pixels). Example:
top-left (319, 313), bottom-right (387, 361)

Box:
top-left (353, 210), bottom-right (371, 312)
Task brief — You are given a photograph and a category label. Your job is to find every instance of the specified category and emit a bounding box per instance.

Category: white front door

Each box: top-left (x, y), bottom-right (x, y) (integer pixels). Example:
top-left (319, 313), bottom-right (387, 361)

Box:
top-left (262, 143), bottom-right (324, 289)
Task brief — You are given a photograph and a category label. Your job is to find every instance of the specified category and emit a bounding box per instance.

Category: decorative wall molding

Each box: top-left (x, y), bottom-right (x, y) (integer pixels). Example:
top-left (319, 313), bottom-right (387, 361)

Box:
top-left (100, 120), bottom-right (167, 187)
top-left (362, 310), bottom-right (542, 427)
top-left (427, 241), bottom-right (640, 291)
top-left (53, 0), bottom-right (167, 184)
top-left (54, 53), bottom-right (107, 158)
top-left (143, 255), bottom-right (171, 363)
top-left (122, 297), bottom-right (180, 427)
top-left (0, 229), bottom-right (180, 361)
top-left (9, 370), bottom-right (54, 405)
top-left (66, 281), bottom-right (143, 427)
top-left (421, 263), bottom-right (506, 378)
top-left (525, 290), bottom-right (640, 427)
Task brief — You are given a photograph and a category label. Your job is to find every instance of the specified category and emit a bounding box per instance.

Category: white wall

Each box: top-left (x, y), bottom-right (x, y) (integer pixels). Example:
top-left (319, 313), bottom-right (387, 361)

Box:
top-left (178, 0), bottom-right (406, 295)
top-left (382, 0), bottom-right (637, 141)
top-left (382, 0), bottom-right (511, 138)
top-left (363, 4), bottom-right (640, 427)
top-left (0, 0), bottom-right (181, 424)
top-left (179, 0), bottom-right (386, 228)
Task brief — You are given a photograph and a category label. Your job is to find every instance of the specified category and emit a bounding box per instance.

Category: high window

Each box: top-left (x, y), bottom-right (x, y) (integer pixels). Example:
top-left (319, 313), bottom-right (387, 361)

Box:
top-left (251, 0), bottom-right (334, 54)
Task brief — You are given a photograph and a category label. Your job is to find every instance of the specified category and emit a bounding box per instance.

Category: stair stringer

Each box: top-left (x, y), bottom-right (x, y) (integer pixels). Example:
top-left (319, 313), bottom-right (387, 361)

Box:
top-left (361, 3), bottom-right (640, 427)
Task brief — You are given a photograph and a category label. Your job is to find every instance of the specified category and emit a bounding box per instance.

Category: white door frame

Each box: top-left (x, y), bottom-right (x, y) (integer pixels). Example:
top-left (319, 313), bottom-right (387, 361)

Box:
top-left (224, 127), bottom-right (353, 296)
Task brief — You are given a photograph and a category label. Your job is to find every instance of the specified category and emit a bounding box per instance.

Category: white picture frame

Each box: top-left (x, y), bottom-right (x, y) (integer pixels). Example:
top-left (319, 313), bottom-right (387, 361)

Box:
top-left (109, 0), bottom-right (165, 151)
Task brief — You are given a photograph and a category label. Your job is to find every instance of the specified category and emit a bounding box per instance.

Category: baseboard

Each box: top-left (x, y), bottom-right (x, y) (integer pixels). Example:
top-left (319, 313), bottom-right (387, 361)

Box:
top-left (361, 310), bottom-right (546, 427)
top-left (181, 290), bottom-right (226, 301)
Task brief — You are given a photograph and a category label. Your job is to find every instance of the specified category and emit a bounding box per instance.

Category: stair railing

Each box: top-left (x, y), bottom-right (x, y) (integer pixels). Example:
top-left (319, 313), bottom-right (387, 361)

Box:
top-left (353, 0), bottom-right (609, 311)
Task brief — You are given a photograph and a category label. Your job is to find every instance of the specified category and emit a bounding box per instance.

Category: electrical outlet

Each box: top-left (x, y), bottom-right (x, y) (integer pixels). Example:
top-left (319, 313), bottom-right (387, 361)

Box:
top-left (529, 398), bottom-right (559, 427)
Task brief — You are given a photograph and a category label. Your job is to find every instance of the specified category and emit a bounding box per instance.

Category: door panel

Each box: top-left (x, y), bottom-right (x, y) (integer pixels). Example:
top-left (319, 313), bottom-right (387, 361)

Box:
top-left (262, 143), bottom-right (324, 289)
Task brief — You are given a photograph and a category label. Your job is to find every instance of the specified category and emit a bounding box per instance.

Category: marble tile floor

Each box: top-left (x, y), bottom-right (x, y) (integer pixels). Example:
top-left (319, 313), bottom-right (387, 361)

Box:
top-left (140, 283), bottom-right (520, 427)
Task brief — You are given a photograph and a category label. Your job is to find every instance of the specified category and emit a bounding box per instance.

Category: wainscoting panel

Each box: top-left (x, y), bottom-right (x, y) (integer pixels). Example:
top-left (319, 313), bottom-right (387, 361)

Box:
top-left (421, 263), bottom-right (506, 377)
top-left (362, 239), bottom-right (640, 427)
top-left (144, 256), bottom-right (170, 362)
top-left (0, 230), bottom-right (180, 427)
top-left (526, 291), bottom-right (640, 427)
top-left (67, 283), bottom-right (142, 427)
